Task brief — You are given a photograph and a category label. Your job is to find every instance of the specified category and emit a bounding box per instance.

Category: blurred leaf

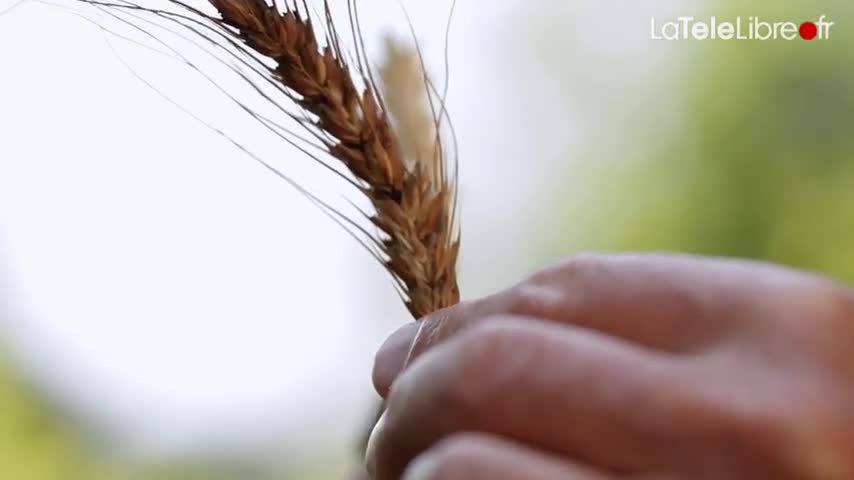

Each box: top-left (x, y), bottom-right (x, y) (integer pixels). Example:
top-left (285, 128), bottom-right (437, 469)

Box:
top-left (534, 1), bottom-right (854, 282)
top-left (0, 357), bottom-right (95, 479)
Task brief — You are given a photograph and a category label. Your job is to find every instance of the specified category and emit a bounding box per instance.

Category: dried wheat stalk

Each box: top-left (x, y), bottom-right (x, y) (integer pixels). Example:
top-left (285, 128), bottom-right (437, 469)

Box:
top-left (77, 0), bottom-right (460, 317)
top-left (73, 0), bottom-right (459, 459)
top-left (347, 34), bottom-right (450, 453)
top-left (206, 0), bottom-right (460, 318)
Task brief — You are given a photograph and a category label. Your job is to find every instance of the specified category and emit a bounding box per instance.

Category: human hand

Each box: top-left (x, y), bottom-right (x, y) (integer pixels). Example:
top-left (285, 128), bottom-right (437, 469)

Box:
top-left (366, 254), bottom-right (854, 479)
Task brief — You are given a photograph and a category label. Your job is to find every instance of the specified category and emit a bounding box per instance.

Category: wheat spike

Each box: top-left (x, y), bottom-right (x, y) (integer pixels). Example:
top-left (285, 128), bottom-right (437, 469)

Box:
top-left (70, 0), bottom-right (460, 460)
top-left (74, 0), bottom-right (459, 324)
top-left (202, 0), bottom-right (460, 317)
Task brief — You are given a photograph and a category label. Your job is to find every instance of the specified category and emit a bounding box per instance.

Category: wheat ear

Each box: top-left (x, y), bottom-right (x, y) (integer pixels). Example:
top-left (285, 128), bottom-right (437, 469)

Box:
top-left (202, 0), bottom-right (460, 318)
top-left (71, 0), bottom-right (460, 458)
top-left (77, 0), bottom-right (461, 316)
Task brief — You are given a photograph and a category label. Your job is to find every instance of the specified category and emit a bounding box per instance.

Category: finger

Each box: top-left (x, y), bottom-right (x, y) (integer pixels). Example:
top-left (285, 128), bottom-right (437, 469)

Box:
top-left (374, 322), bottom-right (420, 397)
top-left (373, 253), bottom-right (824, 394)
top-left (401, 433), bottom-right (617, 480)
top-left (367, 316), bottom-right (682, 480)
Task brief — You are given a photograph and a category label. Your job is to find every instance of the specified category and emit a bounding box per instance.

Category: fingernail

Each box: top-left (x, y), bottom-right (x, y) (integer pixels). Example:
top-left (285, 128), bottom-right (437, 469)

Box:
top-left (373, 322), bottom-right (419, 396)
top-left (365, 411), bottom-right (386, 478)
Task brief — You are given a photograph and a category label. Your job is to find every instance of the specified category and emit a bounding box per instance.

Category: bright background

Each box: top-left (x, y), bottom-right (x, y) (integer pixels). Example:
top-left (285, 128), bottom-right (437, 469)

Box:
top-left (1, 0), bottom-right (852, 478)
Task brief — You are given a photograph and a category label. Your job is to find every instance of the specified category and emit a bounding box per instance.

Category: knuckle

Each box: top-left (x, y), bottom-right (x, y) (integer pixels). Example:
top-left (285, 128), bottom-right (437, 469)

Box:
top-left (442, 320), bottom-right (533, 419)
top-left (783, 278), bottom-right (854, 349)
top-left (507, 253), bottom-right (607, 318)
top-left (525, 252), bottom-right (605, 286)
top-left (656, 370), bottom-right (847, 475)
top-left (503, 282), bottom-right (566, 319)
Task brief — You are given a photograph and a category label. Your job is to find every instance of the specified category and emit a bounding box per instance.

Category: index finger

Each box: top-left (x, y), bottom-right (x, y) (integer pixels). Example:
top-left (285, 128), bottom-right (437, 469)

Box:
top-left (374, 253), bottom-right (833, 396)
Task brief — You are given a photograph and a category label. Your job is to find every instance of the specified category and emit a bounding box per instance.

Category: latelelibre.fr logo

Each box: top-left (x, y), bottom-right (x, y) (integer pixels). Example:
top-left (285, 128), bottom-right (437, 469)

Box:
top-left (651, 15), bottom-right (834, 41)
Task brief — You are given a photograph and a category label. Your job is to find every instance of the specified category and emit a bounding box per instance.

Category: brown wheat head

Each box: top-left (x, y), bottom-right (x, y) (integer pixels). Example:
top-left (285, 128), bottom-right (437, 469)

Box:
top-left (71, 0), bottom-right (460, 459)
top-left (206, 0), bottom-right (460, 318)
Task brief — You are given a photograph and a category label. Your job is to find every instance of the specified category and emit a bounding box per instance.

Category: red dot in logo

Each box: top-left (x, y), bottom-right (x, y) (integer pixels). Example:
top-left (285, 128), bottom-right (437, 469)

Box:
top-left (800, 21), bottom-right (817, 40)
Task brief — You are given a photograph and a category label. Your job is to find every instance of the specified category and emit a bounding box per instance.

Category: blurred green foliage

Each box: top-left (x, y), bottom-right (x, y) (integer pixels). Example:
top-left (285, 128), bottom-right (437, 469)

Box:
top-left (0, 349), bottom-right (346, 479)
top-left (0, 356), bottom-right (96, 479)
top-left (537, 1), bottom-right (854, 283)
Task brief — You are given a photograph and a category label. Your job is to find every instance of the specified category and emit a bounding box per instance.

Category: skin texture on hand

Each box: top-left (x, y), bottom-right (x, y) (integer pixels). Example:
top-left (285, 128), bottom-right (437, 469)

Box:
top-left (364, 254), bottom-right (854, 480)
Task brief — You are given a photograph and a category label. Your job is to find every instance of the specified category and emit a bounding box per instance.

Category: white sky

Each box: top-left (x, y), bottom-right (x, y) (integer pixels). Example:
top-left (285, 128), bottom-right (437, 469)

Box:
top-left (0, 0), bottom-right (693, 463)
top-left (0, 0), bottom-right (533, 461)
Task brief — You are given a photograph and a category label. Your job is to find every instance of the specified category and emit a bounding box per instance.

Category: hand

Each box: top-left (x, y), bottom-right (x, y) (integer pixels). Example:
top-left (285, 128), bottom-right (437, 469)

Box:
top-left (365, 254), bottom-right (854, 480)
